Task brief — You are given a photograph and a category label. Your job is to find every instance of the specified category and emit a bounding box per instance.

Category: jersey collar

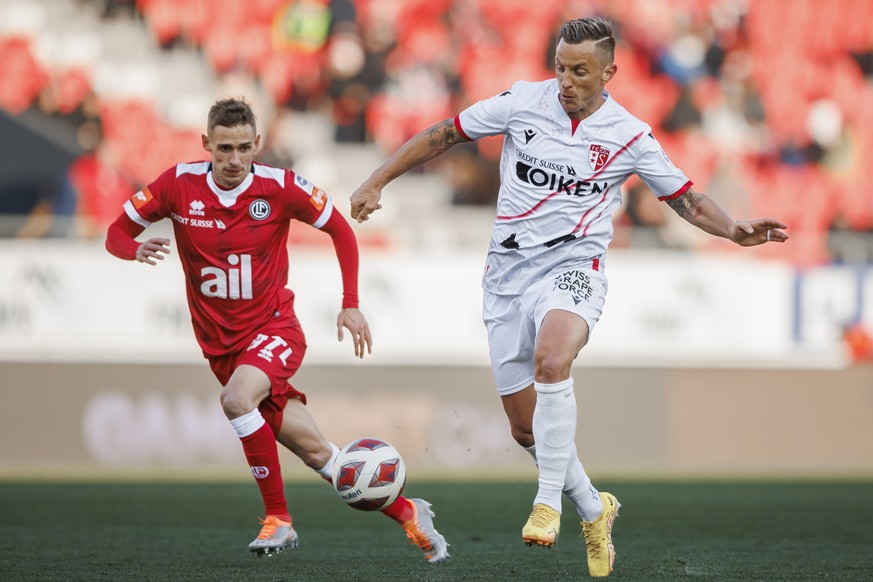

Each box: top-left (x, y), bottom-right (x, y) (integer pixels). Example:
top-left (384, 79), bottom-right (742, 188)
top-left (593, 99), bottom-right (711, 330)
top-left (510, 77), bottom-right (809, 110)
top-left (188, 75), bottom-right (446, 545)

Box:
top-left (556, 87), bottom-right (613, 127)
top-left (205, 164), bottom-right (255, 207)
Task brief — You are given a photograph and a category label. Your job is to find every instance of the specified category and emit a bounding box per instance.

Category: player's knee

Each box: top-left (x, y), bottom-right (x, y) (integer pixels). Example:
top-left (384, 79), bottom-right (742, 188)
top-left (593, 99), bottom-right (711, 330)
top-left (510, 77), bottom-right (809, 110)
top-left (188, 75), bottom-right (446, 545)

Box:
top-left (533, 352), bottom-right (572, 383)
top-left (510, 425), bottom-right (534, 448)
top-left (220, 386), bottom-right (256, 419)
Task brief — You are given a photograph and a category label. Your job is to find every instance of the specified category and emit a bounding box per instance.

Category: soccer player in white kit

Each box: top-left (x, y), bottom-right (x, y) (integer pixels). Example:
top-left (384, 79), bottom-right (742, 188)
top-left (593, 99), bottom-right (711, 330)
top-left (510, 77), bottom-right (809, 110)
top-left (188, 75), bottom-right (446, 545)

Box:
top-left (350, 17), bottom-right (788, 577)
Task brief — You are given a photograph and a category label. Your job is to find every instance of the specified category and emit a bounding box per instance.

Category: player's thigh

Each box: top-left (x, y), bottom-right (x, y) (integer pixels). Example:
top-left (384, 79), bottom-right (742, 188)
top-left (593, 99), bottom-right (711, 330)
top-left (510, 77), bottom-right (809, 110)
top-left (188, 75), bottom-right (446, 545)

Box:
top-left (535, 309), bottom-right (591, 366)
top-left (235, 320), bottom-right (307, 398)
top-left (532, 266), bottom-right (607, 365)
top-left (483, 290), bottom-right (536, 396)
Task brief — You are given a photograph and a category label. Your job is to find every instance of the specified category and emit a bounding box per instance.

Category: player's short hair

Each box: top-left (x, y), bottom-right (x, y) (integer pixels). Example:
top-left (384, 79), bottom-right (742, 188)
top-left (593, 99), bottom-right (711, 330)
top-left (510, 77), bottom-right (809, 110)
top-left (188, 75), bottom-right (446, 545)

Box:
top-left (559, 17), bottom-right (615, 65)
top-left (207, 97), bottom-right (257, 134)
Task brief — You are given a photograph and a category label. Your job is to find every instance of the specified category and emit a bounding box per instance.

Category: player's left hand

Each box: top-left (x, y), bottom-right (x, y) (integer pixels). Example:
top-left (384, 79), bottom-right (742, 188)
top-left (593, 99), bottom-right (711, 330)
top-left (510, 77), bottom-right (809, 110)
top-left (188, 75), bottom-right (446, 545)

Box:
top-left (337, 308), bottom-right (372, 359)
top-left (731, 218), bottom-right (789, 247)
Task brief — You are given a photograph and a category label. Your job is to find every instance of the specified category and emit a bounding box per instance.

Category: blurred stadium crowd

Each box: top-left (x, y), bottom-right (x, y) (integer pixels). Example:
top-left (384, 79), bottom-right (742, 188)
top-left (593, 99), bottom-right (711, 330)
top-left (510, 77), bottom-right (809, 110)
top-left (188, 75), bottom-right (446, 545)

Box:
top-left (1, 0), bottom-right (872, 265)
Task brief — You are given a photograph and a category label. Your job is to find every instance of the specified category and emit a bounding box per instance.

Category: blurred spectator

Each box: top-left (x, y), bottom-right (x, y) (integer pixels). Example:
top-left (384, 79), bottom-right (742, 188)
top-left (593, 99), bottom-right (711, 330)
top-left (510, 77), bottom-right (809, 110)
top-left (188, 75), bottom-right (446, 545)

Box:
top-left (441, 141), bottom-right (500, 207)
top-left (827, 212), bottom-right (873, 265)
top-left (0, 171), bottom-right (77, 239)
top-left (843, 323), bottom-right (873, 365)
top-left (613, 182), bottom-right (676, 250)
top-left (69, 139), bottom-right (136, 238)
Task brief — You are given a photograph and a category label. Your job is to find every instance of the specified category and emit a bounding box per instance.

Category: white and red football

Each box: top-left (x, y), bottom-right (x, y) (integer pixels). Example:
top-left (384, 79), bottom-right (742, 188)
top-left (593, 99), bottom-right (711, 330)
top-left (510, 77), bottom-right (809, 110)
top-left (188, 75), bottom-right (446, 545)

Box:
top-left (331, 437), bottom-right (407, 511)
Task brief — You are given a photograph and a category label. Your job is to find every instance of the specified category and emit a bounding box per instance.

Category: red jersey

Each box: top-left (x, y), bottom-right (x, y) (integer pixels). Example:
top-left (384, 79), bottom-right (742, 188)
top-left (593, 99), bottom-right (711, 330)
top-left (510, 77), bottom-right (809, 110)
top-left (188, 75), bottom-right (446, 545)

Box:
top-left (121, 161), bottom-right (340, 357)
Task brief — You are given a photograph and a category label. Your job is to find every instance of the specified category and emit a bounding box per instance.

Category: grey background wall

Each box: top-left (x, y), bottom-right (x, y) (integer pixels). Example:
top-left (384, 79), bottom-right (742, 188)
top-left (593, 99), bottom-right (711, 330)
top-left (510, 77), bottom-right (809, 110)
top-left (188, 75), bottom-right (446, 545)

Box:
top-left (2, 362), bottom-right (871, 480)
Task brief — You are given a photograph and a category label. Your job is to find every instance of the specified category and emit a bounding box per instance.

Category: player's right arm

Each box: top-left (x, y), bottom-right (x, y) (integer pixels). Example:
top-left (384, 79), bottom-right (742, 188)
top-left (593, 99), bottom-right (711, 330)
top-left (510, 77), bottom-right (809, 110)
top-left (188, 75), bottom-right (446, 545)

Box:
top-left (105, 213), bottom-right (171, 265)
top-left (350, 118), bottom-right (467, 223)
top-left (105, 172), bottom-right (173, 264)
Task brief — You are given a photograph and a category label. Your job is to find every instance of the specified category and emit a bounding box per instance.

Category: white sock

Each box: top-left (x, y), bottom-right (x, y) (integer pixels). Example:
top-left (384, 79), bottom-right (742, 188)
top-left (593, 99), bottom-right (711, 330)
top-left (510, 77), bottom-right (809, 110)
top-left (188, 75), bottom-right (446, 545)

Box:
top-left (524, 442), bottom-right (603, 520)
top-left (563, 444), bottom-right (604, 521)
top-left (523, 444), bottom-right (538, 466)
top-left (316, 442), bottom-right (341, 480)
top-left (228, 409), bottom-right (265, 438)
top-left (532, 378), bottom-right (576, 512)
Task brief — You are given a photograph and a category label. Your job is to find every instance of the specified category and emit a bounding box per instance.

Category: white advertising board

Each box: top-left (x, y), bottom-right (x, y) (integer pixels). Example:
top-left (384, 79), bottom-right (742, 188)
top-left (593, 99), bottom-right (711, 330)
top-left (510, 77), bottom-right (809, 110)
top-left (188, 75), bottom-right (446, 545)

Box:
top-left (0, 241), bottom-right (854, 367)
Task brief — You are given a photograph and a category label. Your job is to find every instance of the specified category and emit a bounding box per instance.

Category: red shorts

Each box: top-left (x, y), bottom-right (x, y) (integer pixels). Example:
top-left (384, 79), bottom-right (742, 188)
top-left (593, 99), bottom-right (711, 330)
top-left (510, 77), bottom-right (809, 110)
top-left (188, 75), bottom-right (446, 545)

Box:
top-left (207, 315), bottom-right (308, 431)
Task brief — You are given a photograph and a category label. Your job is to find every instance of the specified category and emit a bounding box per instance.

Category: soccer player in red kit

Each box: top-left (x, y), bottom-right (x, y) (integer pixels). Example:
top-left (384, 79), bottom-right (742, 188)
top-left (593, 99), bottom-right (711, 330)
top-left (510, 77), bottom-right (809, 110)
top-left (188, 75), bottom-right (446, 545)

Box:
top-left (105, 97), bottom-right (449, 562)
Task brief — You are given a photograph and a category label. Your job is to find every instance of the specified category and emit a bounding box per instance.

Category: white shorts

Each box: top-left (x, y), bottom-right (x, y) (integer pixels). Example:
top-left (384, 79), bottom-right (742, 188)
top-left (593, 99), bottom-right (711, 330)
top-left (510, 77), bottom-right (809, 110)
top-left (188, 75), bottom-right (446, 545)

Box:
top-left (483, 265), bottom-right (608, 396)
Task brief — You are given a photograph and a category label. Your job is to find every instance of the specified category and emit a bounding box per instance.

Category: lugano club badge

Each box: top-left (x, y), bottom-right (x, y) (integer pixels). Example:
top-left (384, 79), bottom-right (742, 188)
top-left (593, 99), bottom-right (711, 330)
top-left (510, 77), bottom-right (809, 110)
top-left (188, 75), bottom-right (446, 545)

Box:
top-left (249, 199), bottom-right (271, 220)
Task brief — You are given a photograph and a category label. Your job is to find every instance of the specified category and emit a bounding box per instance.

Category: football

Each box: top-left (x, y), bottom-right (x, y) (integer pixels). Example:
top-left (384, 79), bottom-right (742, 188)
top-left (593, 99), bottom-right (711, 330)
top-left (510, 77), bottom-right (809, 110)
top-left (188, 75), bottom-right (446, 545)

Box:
top-left (332, 437), bottom-right (407, 511)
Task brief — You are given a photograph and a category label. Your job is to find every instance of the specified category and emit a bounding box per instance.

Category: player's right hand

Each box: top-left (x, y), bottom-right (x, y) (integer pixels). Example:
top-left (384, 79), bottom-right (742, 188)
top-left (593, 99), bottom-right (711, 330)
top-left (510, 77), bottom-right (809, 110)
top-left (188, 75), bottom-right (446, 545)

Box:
top-left (349, 183), bottom-right (383, 223)
top-left (337, 308), bottom-right (373, 359)
top-left (136, 238), bottom-right (171, 265)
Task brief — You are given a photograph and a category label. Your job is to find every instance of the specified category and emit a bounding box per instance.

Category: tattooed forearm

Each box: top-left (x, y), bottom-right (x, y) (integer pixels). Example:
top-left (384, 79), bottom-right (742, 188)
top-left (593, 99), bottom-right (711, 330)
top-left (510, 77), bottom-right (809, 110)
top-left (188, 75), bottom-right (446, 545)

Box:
top-left (666, 188), bottom-right (705, 222)
top-left (425, 119), bottom-right (463, 150)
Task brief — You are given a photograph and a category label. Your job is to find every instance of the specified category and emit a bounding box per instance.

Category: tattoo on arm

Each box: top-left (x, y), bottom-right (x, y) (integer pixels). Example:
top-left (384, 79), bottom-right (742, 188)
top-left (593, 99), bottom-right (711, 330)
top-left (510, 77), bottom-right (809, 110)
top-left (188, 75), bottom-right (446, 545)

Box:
top-left (425, 119), bottom-right (464, 151)
top-left (666, 188), bottom-right (704, 222)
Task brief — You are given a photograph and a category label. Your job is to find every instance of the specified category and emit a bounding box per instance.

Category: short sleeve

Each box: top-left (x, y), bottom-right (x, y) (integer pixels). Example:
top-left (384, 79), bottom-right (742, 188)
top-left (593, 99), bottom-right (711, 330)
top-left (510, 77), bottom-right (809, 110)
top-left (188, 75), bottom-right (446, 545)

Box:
top-left (122, 166), bottom-right (174, 226)
top-left (633, 132), bottom-right (692, 200)
top-left (286, 171), bottom-right (334, 229)
top-left (455, 83), bottom-right (518, 140)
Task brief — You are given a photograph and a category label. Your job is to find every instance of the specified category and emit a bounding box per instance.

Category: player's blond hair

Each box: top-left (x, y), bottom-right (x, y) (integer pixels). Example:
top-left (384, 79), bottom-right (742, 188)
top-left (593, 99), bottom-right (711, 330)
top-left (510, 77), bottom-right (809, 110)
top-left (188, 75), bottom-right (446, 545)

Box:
top-left (559, 17), bottom-right (615, 65)
top-left (207, 97), bottom-right (257, 133)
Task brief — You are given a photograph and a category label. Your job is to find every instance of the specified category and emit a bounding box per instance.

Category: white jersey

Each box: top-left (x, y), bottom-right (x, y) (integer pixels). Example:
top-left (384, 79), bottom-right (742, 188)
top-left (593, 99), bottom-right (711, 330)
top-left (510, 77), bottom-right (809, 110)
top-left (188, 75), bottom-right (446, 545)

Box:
top-left (456, 79), bottom-right (691, 295)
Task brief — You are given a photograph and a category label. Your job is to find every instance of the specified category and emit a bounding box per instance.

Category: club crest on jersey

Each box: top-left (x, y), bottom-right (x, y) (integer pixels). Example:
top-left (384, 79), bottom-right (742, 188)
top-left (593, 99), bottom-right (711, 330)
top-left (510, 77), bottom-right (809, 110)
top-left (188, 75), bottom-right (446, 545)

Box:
top-left (588, 144), bottom-right (610, 172)
top-left (249, 199), bottom-right (271, 220)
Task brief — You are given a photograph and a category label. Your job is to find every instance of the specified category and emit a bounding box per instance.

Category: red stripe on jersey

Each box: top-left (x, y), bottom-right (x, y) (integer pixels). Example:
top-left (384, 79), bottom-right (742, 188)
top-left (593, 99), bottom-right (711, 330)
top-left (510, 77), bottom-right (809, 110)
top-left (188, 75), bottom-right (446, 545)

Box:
top-left (589, 130), bottom-right (645, 180)
top-left (496, 192), bottom-right (561, 220)
top-left (658, 180), bottom-right (693, 201)
top-left (592, 257), bottom-right (600, 271)
top-left (572, 185), bottom-right (613, 235)
top-left (453, 116), bottom-right (471, 141)
top-left (496, 130), bottom-right (645, 221)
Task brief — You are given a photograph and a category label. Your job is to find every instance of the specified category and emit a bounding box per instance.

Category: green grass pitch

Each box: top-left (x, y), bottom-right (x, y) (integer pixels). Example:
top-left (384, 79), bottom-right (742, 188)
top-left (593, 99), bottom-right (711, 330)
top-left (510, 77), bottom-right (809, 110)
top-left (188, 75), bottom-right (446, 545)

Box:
top-left (1, 480), bottom-right (871, 581)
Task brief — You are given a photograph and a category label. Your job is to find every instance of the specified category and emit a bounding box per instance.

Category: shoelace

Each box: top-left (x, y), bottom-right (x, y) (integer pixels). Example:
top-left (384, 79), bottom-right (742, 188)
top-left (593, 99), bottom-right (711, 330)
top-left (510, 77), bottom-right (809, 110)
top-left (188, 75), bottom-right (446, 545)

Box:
top-left (528, 506), bottom-right (557, 528)
top-left (403, 516), bottom-right (434, 551)
top-left (256, 517), bottom-right (286, 540)
top-left (582, 521), bottom-right (604, 558)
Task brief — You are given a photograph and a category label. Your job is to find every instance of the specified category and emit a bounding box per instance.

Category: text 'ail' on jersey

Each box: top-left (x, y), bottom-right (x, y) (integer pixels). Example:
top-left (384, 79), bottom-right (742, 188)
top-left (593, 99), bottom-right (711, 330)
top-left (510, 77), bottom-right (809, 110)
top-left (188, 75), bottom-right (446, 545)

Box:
top-left (123, 162), bottom-right (334, 356)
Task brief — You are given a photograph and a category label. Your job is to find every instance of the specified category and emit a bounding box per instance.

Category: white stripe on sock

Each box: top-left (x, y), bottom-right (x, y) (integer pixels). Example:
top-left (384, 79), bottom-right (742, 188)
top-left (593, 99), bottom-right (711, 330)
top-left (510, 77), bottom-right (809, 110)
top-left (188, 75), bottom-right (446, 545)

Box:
top-left (229, 409), bottom-right (265, 439)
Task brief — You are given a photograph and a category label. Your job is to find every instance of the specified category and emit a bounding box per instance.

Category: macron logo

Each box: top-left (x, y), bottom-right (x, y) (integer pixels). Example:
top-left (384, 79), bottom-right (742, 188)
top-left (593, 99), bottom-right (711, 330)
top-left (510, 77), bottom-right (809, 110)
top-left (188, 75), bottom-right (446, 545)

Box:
top-left (189, 200), bottom-right (205, 216)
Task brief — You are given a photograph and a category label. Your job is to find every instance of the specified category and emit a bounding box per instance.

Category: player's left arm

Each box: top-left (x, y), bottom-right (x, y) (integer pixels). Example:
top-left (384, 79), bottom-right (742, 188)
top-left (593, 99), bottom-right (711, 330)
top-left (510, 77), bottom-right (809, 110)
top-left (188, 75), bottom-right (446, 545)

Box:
top-left (318, 210), bottom-right (373, 358)
top-left (665, 187), bottom-right (789, 246)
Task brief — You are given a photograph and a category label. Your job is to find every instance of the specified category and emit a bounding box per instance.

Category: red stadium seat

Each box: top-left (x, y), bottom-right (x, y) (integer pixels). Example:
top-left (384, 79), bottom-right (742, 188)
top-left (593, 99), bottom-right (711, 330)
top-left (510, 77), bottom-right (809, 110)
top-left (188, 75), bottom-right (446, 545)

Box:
top-left (0, 37), bottom-right (49, 114)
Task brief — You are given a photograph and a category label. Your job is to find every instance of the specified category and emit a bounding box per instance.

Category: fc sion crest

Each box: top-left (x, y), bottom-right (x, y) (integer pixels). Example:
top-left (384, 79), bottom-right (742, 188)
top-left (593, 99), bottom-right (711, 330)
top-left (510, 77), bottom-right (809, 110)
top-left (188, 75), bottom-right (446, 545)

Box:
top-left (588, 144), bottom-right (610, 172)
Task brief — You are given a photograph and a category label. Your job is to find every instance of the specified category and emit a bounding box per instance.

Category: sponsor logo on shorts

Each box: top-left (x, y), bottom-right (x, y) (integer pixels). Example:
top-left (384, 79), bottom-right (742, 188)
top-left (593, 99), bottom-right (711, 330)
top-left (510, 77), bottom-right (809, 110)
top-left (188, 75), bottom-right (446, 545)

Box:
top-left (553, 269), bottom-right (594, 305)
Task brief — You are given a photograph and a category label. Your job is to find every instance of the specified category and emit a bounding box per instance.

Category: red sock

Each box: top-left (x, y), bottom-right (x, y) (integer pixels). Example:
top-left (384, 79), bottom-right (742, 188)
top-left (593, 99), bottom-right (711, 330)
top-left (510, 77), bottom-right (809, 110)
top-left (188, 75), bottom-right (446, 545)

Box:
top-left (381, 496), bottom-right (414, 524)
top-left (321, 472), bottom-right (413, 523)
top-left (240, 423), bottom-right (289, 519)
